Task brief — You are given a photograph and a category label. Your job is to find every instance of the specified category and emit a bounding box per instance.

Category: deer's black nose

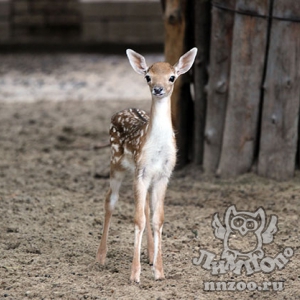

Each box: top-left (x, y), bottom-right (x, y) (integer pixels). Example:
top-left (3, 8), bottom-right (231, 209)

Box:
top-left (153, 86), bottom-right (163, 95)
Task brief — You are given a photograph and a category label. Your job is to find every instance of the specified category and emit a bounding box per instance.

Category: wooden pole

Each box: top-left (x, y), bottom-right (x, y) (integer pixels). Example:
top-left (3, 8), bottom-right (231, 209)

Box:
top-left (203, 0), bottom-right (235, 173)
top-left (161, 0), bottom-right (186, 167)
top-left (258, 0), bottom-right (300, 180)
top-left (193, 0), bottom-right (211, 165)
top-left (298, 116), bottom-right (300, 170)
top-left (161, 0), bottom-right (194, 167)
top-left (217, 0), bottom-right (270, 178)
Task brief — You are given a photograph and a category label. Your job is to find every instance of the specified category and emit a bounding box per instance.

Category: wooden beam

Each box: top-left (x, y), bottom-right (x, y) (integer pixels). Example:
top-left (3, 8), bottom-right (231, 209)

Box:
top-left (203, 0), bottom-right (235, 173)
top-left (193, 0), bottom-right (211, 165)
top-left (161, 0), bottom-right (186, 123)
top-left (217, 0), bottom-right (270, 177)
top-left (258, 0), bottom-right (300, 180)
top-left (161, 0), bottom-right (194, 167)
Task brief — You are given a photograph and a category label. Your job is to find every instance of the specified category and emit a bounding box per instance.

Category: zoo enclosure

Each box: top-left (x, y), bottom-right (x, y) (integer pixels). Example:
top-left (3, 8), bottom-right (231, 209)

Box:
top-left (164, 0), bottom-right (300, 181)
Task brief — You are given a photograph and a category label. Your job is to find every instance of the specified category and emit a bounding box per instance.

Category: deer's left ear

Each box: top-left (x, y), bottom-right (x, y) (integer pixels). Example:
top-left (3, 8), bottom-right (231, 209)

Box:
top-left (174, 47), bottom-right (198, 76)
top-left (126, 49), bottom-right (148, 75)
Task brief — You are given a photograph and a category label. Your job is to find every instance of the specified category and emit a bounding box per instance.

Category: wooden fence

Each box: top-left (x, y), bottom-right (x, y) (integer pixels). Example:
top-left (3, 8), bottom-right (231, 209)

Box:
top-left (163, 0), bottom-right (300, 180)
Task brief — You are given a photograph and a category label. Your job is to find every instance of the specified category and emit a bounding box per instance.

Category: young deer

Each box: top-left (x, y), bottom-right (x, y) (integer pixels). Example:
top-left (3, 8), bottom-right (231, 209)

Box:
top-left (96, 48), bottom-right (197, 283)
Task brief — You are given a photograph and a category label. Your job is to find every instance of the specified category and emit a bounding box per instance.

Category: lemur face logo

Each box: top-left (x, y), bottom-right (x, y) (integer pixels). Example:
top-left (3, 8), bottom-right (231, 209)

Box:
top-left (212, 206), bottom-right (278, 262)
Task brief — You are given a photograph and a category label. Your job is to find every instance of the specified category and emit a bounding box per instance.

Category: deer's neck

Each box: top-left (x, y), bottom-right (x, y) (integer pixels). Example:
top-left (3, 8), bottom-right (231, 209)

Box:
top-left (146, 95), bottom-right (173, 143)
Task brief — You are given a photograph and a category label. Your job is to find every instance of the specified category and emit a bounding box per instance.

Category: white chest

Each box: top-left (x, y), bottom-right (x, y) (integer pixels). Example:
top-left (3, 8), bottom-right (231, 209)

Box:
top-left (140, 128), bottom-right (176, 180)
top-left (122, 97), bottom-right (176, 181)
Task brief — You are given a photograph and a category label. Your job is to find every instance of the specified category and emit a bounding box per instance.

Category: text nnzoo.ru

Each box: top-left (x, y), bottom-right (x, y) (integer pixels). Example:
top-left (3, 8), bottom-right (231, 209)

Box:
top-left (203, 281), bottom-right (284, 292)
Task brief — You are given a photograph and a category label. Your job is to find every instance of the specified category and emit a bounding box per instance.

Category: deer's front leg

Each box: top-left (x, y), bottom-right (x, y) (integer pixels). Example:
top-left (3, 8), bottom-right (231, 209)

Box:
top-left (130, 178), bottom-right (148, 283)
top-left (151, 177), bottom-right (168, 280)
top-left (145, 193), bottom-right (154, 265)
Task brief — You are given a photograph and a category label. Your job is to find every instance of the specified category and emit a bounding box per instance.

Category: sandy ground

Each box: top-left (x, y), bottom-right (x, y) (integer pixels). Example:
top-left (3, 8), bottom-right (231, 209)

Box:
top-left (0, 53), bottom-right (163, 102)
top-left (0, 53), bottom-right (299, 300)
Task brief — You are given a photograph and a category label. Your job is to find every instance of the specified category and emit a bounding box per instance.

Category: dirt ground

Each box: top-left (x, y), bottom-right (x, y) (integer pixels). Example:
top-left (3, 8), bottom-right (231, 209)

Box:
top-left (0, 54), bottom-right (299, 300)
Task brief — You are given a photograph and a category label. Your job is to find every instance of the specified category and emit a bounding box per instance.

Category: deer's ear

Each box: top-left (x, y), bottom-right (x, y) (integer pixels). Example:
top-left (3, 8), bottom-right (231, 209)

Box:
top-left (174, 47), bottom-right (198, 76)
top-left (126, 49), bottom-right (148, 75)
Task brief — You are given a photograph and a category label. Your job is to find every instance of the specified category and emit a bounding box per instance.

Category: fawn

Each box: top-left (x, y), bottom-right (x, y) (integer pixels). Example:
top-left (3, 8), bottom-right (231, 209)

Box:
top-left (96, 48), bottom-right (198, 283)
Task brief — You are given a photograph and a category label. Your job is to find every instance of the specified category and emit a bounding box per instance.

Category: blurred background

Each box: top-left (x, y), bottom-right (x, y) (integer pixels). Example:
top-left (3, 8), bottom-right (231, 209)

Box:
top-left (0, 0), bottom-right (164, 103)
top-left (0, 0), bottom-right (164, 49)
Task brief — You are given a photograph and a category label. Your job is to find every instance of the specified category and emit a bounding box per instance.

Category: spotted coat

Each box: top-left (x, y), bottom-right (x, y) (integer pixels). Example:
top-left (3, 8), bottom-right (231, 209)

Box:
top-left (109, 108), bottom-right (149, 169)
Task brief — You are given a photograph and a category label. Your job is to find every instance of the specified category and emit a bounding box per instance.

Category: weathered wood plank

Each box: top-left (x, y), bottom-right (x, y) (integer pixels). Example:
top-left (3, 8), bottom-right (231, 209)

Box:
top-left (258, 0), bottom-right (300, 180)
top-left (193, 0), bottom-right (210, 165)
top-left (203, 0), bottom-right (235, 172)
top-left (217, 0), bottom-right (270, 177)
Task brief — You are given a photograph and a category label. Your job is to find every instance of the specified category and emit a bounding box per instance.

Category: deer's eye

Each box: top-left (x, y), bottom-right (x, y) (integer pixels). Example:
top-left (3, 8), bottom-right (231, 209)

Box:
top-left (145, 75), bottom-right (151, 83)
top-left (169, 75), bottom-right (175, 82)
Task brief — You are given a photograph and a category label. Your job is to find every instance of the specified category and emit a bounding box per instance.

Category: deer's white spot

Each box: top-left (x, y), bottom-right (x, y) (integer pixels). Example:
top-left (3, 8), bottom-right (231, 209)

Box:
top-left (111, 143), bottom-right (120, 153)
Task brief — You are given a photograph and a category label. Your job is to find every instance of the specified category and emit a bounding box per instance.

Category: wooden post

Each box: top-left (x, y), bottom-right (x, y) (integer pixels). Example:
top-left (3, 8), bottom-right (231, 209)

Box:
top-left (217, 0), bottom-right (270, 177)
top-left (258, 0), bottom-right (300, 180)
top-left (161, 0), bottom-right (194, 167)
top-left (298, 116), bottom-right (300, 170)
top-left (193, 0), bottom-right (211, 165)
top-left (203, 0), bottom-right (236, 173)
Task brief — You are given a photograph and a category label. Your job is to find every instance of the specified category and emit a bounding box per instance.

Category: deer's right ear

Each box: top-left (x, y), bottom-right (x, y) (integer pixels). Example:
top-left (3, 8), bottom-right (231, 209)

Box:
top-left (126, 49), bottom-right (148, 75)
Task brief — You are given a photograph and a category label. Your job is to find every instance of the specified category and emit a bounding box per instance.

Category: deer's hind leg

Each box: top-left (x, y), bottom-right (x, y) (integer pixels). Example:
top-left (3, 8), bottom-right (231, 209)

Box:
top-left (96, 168), bottom-right (125, 264)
